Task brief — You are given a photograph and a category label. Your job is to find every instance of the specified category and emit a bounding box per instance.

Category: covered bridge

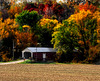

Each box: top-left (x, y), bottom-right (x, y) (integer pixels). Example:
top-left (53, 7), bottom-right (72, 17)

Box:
top-left (22, 47), bottom-right (57, 61)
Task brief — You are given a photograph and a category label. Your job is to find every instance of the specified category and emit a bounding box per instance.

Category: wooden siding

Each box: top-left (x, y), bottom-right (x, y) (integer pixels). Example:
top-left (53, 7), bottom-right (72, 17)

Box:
top-left (33, 52), bottom-right (56, 61)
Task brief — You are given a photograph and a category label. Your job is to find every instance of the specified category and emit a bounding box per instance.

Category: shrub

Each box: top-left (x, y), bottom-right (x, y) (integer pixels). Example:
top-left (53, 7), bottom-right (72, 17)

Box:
top-left (1, 51), bottom-right (12, 62)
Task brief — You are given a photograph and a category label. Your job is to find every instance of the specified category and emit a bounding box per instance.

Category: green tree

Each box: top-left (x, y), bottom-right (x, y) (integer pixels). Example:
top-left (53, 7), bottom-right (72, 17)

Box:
top-left (51, 21), bottom-right (79, 62)
top-left (15, 10), bottom-right (42, 32)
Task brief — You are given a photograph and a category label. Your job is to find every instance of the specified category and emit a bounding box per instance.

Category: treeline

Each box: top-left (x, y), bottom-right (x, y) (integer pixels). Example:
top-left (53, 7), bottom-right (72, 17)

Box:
top-left (0, 1), bottom-right (100, 63)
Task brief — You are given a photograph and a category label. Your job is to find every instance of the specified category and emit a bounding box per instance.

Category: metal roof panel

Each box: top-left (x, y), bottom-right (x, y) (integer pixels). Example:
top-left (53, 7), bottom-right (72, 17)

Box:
top-left (22, 47), bottom-right (57, 53)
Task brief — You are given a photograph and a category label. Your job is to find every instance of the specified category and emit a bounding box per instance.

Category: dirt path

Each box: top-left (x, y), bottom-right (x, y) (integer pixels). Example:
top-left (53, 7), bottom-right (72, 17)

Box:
top-left (0, 60), bottom-right (25, 65)
top-left (0, 64), bottom-right (100, 81)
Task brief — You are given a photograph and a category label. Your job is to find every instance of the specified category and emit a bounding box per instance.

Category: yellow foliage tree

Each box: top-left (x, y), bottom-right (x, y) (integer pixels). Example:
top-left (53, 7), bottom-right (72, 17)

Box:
top-left (0, 18), bottom-right (19, 61)
top-left (0, 18), bottom-right (19, 39)
top-left (67, 10), bottom-right (98, 46)
top-left (39, 18), bottom-right (58, 30)
top-left (38, 18), bottom-right (58, 47)
top-left (93, 11), bottom-right (100, 43)
top-left (68, 9), bottom-right (92, 24)
top-left (52, 9), bottom-right (98, 63)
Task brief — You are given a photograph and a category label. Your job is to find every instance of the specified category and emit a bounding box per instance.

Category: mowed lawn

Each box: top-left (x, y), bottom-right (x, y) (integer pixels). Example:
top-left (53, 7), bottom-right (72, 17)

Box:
top-left (0, 64), bottom-right (100, 81)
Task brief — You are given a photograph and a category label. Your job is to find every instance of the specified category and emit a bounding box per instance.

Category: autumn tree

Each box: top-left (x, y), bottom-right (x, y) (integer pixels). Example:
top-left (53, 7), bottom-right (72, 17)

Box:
top-left (58, 3), bottom-right (75, 22)
top-left (93, 11), bottom-right (100, 43)
top-left (15, 32), bottom-right (37, 50)
top-left (8, 3), bottom-right (23, 19)
top-left (90, 0), bottom-right (100, 8)
top-left (67, 10), bottom-right (98, 63)
top-left (0, 18), bottom-right (18, 39)
top-left (79, 2), bottom-right (97, 13)
top-left (23, 3), bottom-right (38, 12)
top-left (51, 21), bottom-right (79, 62)
top-left (23, 1), bottom-right (65, 21)
top-left (52, 10), bottom-right (98, 63)
top-left (0, 12), bottom-right (2, 18)
top-left (14, 24), bottom-right (38, 58)
top-left (0, 18), bottom-right (38, 60)
top-left (0, 18), bottom-right (19, 61)
top-left (38, 18), bottom-right (58, 47)
top-left (0, 0), bottom-right (10, 20)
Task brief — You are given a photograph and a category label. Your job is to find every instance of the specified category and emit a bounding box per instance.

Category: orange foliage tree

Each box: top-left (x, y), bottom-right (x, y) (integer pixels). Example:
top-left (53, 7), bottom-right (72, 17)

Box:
top-left (15, 32), bottom-right (38, 50)
top-left (8, 3), bottom-right (23, 19)
top-left (79, 2), bottom-right (97, 13)
top-left (0, 18), bottom-right (19, 60)
top-left (0, 18), bottom-right (38, 60)
top-left (0, 18), bottom-right (19, 39)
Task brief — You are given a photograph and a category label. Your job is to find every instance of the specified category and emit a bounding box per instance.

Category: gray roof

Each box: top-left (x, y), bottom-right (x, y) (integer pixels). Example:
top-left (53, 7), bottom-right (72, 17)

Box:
top-left (22, 47), bottom-right (57, 53)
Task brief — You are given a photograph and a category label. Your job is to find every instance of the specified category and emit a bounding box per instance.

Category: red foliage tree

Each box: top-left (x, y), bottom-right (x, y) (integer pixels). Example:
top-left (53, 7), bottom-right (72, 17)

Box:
top-left (23, 3), bottom-right (38, 12)
top-left (38, 3), bottom-right (45, 14)
top-left (52, 3), bottom-right (64, 16)
top-left (23, 2), bottom-right (64, 17)
top-left (79, 2), bottom-right (97, 13)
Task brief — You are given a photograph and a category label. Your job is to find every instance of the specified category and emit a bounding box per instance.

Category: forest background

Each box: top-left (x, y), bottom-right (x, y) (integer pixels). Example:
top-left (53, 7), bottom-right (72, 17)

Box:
top-left (0, 0), bottom-right (100, 63)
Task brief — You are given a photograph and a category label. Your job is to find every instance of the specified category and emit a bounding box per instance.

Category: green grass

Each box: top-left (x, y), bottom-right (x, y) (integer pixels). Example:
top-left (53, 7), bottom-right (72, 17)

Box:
top-left (20, 59), bottom-right (80, 64)
top-left (20, 60), bottom-right (56, 64)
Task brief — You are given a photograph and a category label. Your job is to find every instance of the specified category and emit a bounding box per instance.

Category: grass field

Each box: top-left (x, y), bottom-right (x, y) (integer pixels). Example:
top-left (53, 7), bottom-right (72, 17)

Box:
top-left (0, 64), bottom-right (100, 81)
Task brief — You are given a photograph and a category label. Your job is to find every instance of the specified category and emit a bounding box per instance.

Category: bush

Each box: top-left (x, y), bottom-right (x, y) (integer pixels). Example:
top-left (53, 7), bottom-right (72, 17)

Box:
top-left (1, 51), bottom-right (12, 62)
